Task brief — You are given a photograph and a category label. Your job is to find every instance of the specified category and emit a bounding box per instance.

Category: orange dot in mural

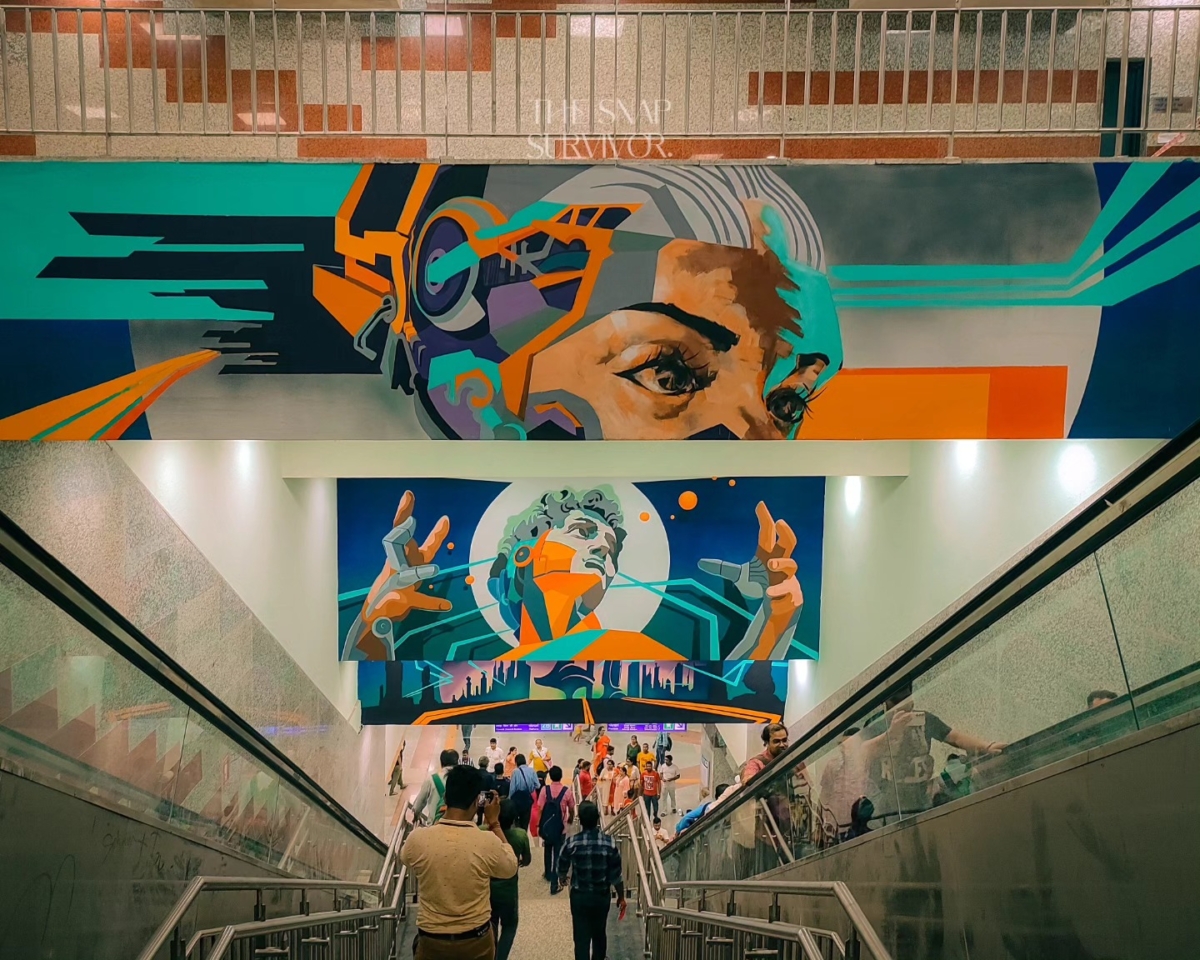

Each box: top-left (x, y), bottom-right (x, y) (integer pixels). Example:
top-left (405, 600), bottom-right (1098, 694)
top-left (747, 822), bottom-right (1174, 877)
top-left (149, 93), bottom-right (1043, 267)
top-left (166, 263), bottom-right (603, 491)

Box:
top-left (465, 575), bottom-right (475, 585)
top-left (446, 542), bottom-right (455, 551)
top-left (639, 511), bottom-right (650, 522)
top-left (670, 515), bottom-right (676, 520)
top-left (728, 479), bottom-right (737, 487)
top-left (678, 490), bottom-right (698, 511)
top-left (712, 476), bottom-right (719, 481)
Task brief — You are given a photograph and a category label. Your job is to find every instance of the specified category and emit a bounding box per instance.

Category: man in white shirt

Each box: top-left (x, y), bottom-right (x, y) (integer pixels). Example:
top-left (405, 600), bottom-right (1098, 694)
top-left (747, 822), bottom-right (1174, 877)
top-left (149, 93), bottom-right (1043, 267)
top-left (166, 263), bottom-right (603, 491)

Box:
top-left (652, 816), bottom-right (672, 848)
top-left (659, 754), bottom-right (681, 814)
top-left (485, 738), bottom-right (505, 767)
top-left (401, 765), bottom-right (518, 960)
top-left (531, 738), bottom-right (552, 775)
top-left (413, 749), bottom-right (459, 825)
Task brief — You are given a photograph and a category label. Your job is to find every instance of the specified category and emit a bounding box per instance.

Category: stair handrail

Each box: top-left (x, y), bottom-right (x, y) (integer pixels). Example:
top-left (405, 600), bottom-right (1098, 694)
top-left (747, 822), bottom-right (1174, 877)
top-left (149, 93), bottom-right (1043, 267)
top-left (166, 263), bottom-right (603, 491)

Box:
top-left (607, 797), bottom-right (893, 960)
top-left (136, 798), bottom-right (414, 960)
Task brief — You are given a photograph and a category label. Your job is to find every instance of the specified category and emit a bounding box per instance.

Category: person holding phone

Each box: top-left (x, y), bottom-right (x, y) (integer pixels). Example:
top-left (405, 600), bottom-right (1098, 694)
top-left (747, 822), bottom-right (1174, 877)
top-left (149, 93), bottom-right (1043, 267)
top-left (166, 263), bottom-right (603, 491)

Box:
top-left (401, 765), bottom-right (518, 960)
top-left (558, 800), bottom-right (627, 960)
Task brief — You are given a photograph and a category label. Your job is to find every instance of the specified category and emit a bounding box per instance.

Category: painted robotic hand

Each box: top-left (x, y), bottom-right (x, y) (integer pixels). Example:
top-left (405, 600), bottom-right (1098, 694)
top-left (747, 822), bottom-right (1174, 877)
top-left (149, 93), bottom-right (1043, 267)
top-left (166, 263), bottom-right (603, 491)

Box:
top-left (699, 501), bottom-right (804, 660)
top-left (342, 490), bottom-right (452, 661)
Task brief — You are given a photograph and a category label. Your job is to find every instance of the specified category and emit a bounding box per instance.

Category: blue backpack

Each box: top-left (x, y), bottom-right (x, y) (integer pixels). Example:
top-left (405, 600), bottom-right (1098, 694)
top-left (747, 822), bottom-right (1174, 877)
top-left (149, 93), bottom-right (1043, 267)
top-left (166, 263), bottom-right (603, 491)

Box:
top-left (539, 786), bottom-right (567, 843)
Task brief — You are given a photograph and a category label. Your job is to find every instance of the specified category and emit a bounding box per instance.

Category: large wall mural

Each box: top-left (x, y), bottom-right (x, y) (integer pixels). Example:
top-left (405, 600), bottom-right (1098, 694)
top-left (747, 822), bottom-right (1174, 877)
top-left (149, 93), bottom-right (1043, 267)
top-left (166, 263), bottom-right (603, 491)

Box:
top-left (338, 477), bottom-right (824, 663)
top-left (358, 659), bottom-right (789, 726)
top-left (2, 161), bottom-right (1198, 441)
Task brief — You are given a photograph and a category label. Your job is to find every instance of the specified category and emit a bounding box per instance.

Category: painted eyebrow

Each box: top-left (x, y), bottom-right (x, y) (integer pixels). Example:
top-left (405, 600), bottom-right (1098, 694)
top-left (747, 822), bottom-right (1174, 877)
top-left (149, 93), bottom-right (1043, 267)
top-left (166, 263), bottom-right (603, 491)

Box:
top-left (621, 301), bottom-right (740, 353)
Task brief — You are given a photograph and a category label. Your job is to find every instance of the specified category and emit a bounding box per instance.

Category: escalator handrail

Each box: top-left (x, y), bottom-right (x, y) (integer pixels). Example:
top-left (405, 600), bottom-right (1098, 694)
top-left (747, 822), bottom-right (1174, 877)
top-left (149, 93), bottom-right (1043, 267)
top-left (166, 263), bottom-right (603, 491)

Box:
top-left (607, 797), bottom-right (893, 960)
top-left (666, 416), bottom-right (1200, 858)
top-left (0, 506), bottom-right (386, 857)
top-left (137, 798), bottom-right (414, 960)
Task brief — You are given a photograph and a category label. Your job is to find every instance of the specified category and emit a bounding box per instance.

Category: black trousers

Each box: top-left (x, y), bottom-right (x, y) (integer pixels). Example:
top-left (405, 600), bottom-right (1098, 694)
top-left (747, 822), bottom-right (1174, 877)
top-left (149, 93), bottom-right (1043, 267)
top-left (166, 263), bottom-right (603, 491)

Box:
top-left (569, 890), bottom-right (611, 960)
top-left (543, 834), bottom-right (565, 891)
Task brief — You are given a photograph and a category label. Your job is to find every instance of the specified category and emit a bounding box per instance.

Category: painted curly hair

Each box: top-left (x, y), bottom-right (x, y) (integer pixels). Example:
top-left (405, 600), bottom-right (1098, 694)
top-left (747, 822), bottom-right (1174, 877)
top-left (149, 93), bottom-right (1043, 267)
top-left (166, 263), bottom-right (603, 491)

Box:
top-left (488, 488), bottom-right (628, 631)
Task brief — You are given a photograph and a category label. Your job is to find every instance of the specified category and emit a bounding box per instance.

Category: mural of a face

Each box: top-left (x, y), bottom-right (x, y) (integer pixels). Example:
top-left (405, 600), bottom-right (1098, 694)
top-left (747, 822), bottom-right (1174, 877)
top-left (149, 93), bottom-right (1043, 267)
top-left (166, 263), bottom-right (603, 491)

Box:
top-left (528, 238), bottom-right (829, 440)
top-left (543, 508), bottom-right (620, 610)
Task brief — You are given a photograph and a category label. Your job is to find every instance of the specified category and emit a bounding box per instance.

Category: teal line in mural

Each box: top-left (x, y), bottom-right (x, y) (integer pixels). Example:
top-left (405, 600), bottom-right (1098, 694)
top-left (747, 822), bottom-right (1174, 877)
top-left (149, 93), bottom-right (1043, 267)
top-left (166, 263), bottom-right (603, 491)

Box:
top-left (828, 162), bottom-right (1200, 310)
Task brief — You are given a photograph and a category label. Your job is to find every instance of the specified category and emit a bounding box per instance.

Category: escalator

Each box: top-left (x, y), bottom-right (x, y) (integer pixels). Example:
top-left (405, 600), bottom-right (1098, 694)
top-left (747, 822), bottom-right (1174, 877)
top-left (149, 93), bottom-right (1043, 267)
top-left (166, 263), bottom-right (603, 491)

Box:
top-left (645, 421), bottom-right (1200, 960)
top-left (0, 509), bottom-right (399, 959)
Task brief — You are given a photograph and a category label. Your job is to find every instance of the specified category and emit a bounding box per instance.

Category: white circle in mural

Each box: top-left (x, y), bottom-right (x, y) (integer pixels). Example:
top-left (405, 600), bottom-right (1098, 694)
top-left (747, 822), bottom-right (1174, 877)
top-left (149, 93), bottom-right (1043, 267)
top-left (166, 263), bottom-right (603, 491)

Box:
top-left (468, 480), bottom-right (670, 645)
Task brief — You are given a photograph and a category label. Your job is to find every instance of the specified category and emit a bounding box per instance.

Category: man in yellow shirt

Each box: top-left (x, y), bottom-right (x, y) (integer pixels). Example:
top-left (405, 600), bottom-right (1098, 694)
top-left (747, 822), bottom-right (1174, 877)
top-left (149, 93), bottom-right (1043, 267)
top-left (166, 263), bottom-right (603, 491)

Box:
top-left (401, 765), bottom-right (518, 959)
top-left (636, 744), bottom-right (656, 773)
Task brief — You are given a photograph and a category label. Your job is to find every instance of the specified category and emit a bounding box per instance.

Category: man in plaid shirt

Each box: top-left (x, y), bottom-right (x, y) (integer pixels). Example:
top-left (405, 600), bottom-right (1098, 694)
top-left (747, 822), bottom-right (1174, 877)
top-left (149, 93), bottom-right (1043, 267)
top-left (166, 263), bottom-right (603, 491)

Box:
top-left (557, 801), bottom-right (627, 960)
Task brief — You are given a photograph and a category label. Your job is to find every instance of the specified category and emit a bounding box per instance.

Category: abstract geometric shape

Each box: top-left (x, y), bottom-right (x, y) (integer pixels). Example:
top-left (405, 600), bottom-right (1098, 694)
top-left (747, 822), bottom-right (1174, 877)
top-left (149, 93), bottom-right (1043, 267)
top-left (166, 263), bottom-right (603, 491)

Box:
top-left (0, 349), bottom-right (218, 440)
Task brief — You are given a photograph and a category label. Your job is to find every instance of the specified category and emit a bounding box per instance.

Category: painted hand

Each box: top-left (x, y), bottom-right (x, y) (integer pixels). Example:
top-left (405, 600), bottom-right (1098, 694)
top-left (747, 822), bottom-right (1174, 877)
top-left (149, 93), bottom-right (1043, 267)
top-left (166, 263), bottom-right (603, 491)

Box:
top-left (354, 490), bottom-right (452, 659)
top-left (754, 500), bottom-right (804, 626)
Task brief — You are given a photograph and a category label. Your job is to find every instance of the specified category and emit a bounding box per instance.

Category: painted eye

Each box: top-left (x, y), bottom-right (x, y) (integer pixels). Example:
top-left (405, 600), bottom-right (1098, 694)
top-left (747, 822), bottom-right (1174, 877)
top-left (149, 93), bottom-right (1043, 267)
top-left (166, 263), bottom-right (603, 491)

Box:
top-left (618, 349), bottom-right (714, 397)
top-left (767, 388), bottom-right (808, 426)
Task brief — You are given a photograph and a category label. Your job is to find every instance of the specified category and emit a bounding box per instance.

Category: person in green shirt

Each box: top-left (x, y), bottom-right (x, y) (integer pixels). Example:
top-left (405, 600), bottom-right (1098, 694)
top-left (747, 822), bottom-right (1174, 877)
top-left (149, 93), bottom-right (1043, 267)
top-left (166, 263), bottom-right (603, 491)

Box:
top-left (481, 798), bottom-right (531, 960)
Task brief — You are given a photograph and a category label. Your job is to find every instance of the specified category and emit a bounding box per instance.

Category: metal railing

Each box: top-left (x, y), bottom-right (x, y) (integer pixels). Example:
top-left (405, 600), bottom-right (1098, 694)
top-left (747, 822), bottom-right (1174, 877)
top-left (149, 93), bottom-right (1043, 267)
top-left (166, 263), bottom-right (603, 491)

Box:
top-left (137, 798), bottom-right (416, 960)
top-left (1, 2), bottom-right (1197, 157)
top-left (607, 796), bottom-right (893, 960)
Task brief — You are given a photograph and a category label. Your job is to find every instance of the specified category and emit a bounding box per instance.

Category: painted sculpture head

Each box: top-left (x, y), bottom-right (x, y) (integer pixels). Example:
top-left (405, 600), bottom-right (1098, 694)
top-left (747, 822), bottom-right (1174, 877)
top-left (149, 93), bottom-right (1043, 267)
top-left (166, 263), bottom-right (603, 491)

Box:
top-left (487, 487), bottom-right (627, 640)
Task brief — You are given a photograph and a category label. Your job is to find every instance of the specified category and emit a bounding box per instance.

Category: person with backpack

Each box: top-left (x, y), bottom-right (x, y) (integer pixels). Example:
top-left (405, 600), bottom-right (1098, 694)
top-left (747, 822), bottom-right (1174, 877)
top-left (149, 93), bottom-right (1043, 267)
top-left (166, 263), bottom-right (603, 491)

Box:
top-left (655, 729), bottom-right (672, 768)
top-left (413, 748), bottom-right (459, 825)
top-left (509, 754), bottom-right (540, 830)
top-left (530, 765), bottom-right (576, 894)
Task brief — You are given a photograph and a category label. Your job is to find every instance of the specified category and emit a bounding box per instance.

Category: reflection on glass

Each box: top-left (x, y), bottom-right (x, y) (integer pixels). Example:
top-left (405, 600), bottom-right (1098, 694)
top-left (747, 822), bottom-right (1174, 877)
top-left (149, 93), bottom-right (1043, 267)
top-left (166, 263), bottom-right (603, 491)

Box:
top-left (0, 563), bottom-right (380, 879)
top-left (662, 467), bottom-right (1200, 880)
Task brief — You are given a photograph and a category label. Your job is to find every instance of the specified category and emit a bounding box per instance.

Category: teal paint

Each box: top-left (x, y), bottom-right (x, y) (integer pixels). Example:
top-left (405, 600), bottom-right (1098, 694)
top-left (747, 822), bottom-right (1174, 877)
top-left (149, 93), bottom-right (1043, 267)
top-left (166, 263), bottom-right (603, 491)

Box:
top-left (0, 162), bottom-right (361, 322)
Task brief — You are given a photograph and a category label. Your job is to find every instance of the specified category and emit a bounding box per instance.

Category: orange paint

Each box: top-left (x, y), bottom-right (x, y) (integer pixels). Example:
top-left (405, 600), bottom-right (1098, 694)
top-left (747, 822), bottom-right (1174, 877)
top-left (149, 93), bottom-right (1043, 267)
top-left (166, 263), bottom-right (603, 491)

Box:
top-left (464, 575), bottom-right (475, 585)
top-left (678, 491), bottom-right (698, 511)
top-left (639, 511), bottom-right (650, 522)
top-left (797, 367), bottom-right (1068, 440)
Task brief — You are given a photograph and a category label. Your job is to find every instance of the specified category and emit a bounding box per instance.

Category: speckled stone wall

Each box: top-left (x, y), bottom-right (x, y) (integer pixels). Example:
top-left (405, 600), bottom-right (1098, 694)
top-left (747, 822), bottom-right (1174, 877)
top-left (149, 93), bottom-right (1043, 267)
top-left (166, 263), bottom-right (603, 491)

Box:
top-left (0, 441), bottom-right (385, 835)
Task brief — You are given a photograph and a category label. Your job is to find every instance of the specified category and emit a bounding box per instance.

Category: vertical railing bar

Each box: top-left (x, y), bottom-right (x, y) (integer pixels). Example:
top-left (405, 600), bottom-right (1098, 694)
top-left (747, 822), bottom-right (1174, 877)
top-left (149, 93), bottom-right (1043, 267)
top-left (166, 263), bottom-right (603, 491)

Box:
top-left (733, 11), bottom-right (741, 133)
top-left (589, 12), bottom-right (595, 134)
top-left (514, 12), bottom-right (520, 135)
top-left (394, 12), bottom-right (401, 134)
top-left (925, 10), bottom-right (935, 132)
top-left (1141, 8), bottom-right (1154, 134)
top-left (1162, 10), bottom-right (1179, 133)
top-left (491, 11), bottom-right (497, 134)
top-left (370, 12), bottom-right (377, 135)
top-left (465, 11), bottom-right (472, 135)
top-left (25, 8), bottom-right (36, 132)
top-left (1115, 7), bottom-right (1130, 150)
top-left (900, 10), bottom-right (911, 133)
top-left (803, 10), bottom-right (813, 134)
top-left (100, 5), bottom-right (112, 136)
top-left (1095, 7), bottom-right (1109, 137)
top-left (541, 11), bottom-right (547, 136)
top-left (320, 11), bottom-right (328, 133)
top-left (442, 4), bottom-right (448, 147)
top-left (708, 11), bottom-right (716, 135)
top-left (347, 11), bottom-right (354, 134)
top-left (996, 10), bottom-right (1008, 132)
top-left (634, 12), bottom-right (642, 135)
top-left (51, 7), bottom-right (61, 131)
top-left (1044, 9), bottom-right (1057, 131)
top-left (174, 10), bottom-right (182, 132)
top-left (661, 12), bottom-right (668, 136)
top-left (223, 11), bottom-right (231, 134)
top-left (272, 12), bottom-right (280, 141)
top-left (78, 10), bottom-right (87, 133)
top-left (124, 11), bottom-right (133, 133)
top-left (1069, 7), bottom-right (1082, 133)
top-left (949, 10), bottom-right (960, 139)
top-left (200, 11), bottom-right (209, 135)
top-left (756, 11), bottom-right (765, 135)
top-left (971, 10), bottom-right (981, 131)
top-left (1191, 5), bottom-right (1200, 131)
top-left (250, 11), bottom-right (258, 135)
top-left (827, 10), bottom-right (837, 133)
top-left (779, 4), bottom-right (790, 149)
top-left (0, 7), bottom-right (10, 131)
top-left (876, 11), bottom-right (885, 131)
top-left (148, 10), bottom-right (158, 133)
top-left (1019, 8), bottom-right (1032, 131)
top-left (297, 12), bottom-right (305, 136)
top-left (684, 13), bottom-right (691, 133)
top-left (852, 10), bottom-right (862, 132)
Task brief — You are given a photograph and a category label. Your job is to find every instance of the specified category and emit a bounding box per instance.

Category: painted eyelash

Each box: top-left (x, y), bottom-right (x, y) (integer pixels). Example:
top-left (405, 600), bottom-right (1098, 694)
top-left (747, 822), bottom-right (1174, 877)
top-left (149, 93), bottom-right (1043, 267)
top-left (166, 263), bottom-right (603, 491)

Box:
top-left (619, 346), bottom-right (717, 395)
